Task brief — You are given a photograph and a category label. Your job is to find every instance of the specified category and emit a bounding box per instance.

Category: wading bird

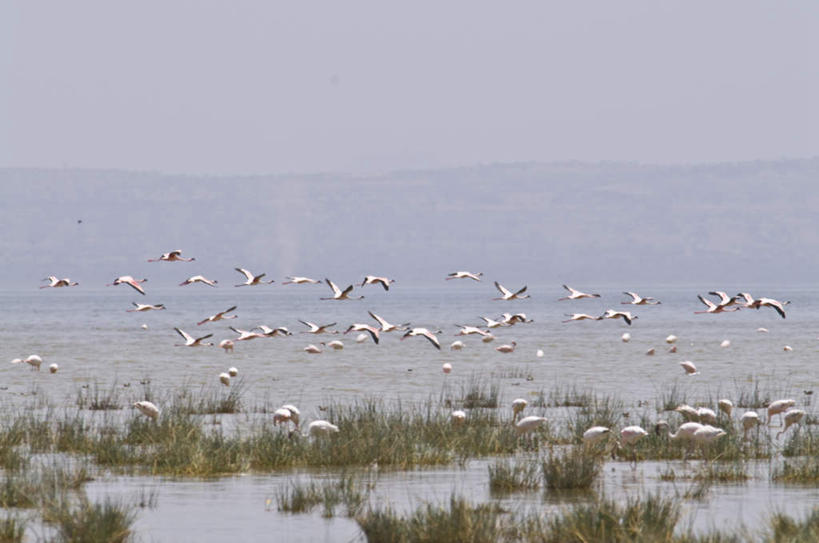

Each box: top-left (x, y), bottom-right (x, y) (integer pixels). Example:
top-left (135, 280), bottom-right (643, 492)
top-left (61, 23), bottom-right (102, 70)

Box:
top-left (40, 276), bottom-right (79, 288)
top-left (446, 271), bottom-right (482, 281)
top-left (179, 275), bottom-right (218, 287)
top-left (108, 276), bottom-right (148, 295)
top-left (562, 313), bottom-right (603, 323)
top-left (321, 279), bottom-right (363, 300)
top-left (219, 373), bottom-right (230, 386)
top-left (283, 276), bottom-right (320, 285)
top-left (401, 328), bottom-right (441, 350)
top-left (495, 342), bottom-right (517, 353)
top-left (493, 282), bottom-right (530, 301)
top-left (219, 339), bottom-right (234, 353)
top-left (127, 303), bottom-right (165, 312)
top-left (741, 411), bottom-right (760, 439)
top-left (229, 326), bottom-right (265, 341)
top-left (558, 285), bottom-right (600, 301)
top-left (307, 420), bottom-right (339, 437)
top-left (622, 292), bottom-right (661, 305)
top-left (234, 268), bottom-right (274, 287)
top-left (767, 399), bottom-right (796, 426)
top-left (174, 328), bottom-right (214, 347)
top-left (695, 295), bottom-right (739, 314)
top-left (197, 306), bottom-right (238, 325)
top-left (602, 310), bottom-right (638, 325)
top-left (368, 311), bottom-right (409, 333)
top-left (680, 361), bottom-right (698, 375)
top-left (776, 409), bottom-right (805, 439)
top-left (360, 275), bottom-right (395, 291)
top-left (343, 323), bottom-right (380, 344)
top-left (514, 416), bottom-right (548, 435)
top-left (298, 321), bottom-right (338, 334)
top-left (511, 398), bottom-right (528, 422)
top-left (134, 401), bottom-right (160, 419)
top-left (147, 250), bottom-right (195, 262)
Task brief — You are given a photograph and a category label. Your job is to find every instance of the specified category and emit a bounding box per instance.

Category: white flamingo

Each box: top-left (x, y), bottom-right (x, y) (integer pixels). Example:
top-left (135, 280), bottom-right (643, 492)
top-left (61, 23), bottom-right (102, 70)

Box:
top-left (321, 279), bottom-right (363, 300)
top-left (767, 399), bottom-right (796, 426)
top-left (179, 275), bottom-right (218, 287)
top-left (174, 328), bottom-right (214, 347)
top-left (558, 285), bottom-right (600, 301)
top-left (40, 276), bottom-right (79, 288)
top-left (621, 292), bottom-right (661, 305)
top-left (298, 320), bottom-right (338, 334)
top-left (562, 313), bottom-right (603, 323)
top-left (446, 271), bottom-right (482, 281)
top-left (368, 311), bottom-right (409, 333)
top-left (134, 401), bottom-right (160, 419)
top-left (776, 409), bottom-right (805, 439)
top-left (344, 323), bottom-right (380, 344)
top-left (107, 276), bottom-right (148, 295)
top-left (360, 275), bottom-right (395, 291)
top-left (695, 295), bottom-right (739, 314)
top-left (147, 250), bottom-right (195, 262)
top-left (197, 306), bottom-right (238, 325)
top-left (229, 326), bottom-right (265, 341)
top-left (493, 282), bottom-right (530, 300)
top-left (401, 328), bottom-right (441, 350)
top-left (283, 276), bottom-right (320, 285)
top-left (234, 268), bottom-right (274, 287)
top-left (602, 310), bottom-right (638, 325)
top-left (127, 303), bottom-right (165, 312)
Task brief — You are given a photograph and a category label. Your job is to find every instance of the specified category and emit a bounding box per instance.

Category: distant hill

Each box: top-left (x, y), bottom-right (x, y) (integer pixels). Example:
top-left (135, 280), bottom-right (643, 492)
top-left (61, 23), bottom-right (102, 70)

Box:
top-left (2, 159), bottom-right (818, 288)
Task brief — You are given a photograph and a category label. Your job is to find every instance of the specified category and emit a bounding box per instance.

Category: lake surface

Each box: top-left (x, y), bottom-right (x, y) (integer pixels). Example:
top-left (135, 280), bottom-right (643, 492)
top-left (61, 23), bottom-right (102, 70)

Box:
top-left (2, 281), bottom-right (817, 540)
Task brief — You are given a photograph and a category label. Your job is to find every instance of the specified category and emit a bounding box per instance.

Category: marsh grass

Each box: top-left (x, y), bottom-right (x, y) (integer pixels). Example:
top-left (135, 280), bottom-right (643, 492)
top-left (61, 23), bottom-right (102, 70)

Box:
top-left (567, 394), bottom-right (623, 442)
top-left (275, 475), bottom-right (369, 517)
top-left (693, 462), bottom-right (750, 482)
top-left (542, 447), bottom-right (600, 491)
top-left (533, 384), bottom-right (591, 408)
top-left (488, 458), bottom-right (541, 493)
top-left (356, 495), bottom-right (506, 543)
top-left (772, 457), bottom-right (819, 484)
top-left (0, 515), bottom-right (25, 543)
top-left (0, 463), bottom-right (91, 509)
top-left (460, 378), bottom-right (500, 409)
top-left (42, 496), bottom-right (136, 543)
top-left (76, 383), bottom-right (122, 411)
top-left (782, 428), bottom-right (819, 457)
top-left (173, 383), bottom-right (245, 414)
top-left (767, 507), bottom-right (819, 542)
top-left (659, 382), bottom-right (687, 412)
top-left (493, 366), bottom-right (534, 380)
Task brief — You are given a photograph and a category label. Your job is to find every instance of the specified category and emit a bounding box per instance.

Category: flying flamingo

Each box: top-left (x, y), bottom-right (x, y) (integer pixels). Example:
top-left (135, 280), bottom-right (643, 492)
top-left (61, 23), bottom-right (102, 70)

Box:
top-left (147, 250), bottom-right (195, 262)
top-left (695, 295), bottom-right (740, 314)
top-left (174, 328), bottom-right (214, 347)
top-left (127, 303), bottom-right (165, 312)
top-left (40, 276), bottom-right (79, 288)
top-left (401, 328), bottom-right (441, 350)
top-left (493, 282), bottom-right (530, 300)
top-left (108, 276), bottom-right (148, 295)
top-left (602, 310), bottom-right (638, 325)
top-left (298, 321), bottom-right (338, 334)
top-left (179, 275), bottom-right (218, 287)
top-left (197, 306), bottom-right (238, 325)
top-left (360, 276), bottom-right (395, 291)
top-left (282, 276), bottom-right (320, 285)
top-left (446, 271), bottom-right (482, 281)
top-left (321, 279), bottom-right (363, 300)
top-left (562, 313), bottom-right (603, 323)
top-left (343, 323), bottom-right (380, 344)
top-left (621, 292), bottom-right (661, 305)
top-left (234, 268), bottom-right (274, 287)
top-left (558, 285), bottom-right (600, 301)
top-left (368, 311), bottom-right (409, 333)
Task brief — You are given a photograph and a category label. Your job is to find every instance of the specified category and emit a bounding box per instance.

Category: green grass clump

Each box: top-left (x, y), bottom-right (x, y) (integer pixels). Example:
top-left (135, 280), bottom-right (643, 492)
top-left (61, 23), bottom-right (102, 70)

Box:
top-left (782, 429), bottom-right (819, 457)
top-left (0, 464), bottom-right (91, 509)
top-left (766, 507), bottom-right (819, 542)
top-left (460, 378), bottom-right (500, 409)
top-left (541, 447), bottom-right (601, 491)
top-left (533, 385), bottom-right (591, 408)
top-left (488, 458), bottom-right (541, 493)
top-left (43, 496), bottom-right (136, 543)
top-left (567, 394), bottom-right (622, 442)
top-left (276, 476), bottom-right (368, 517)
top-left (356, 495), bottom-right (505, 543)
top-left (0, 515), bottom-right (26, 543)
top-left (173, 384), bottom-right (245, 414)
top-left (772, 457), bottom-right (819, 484)
top-left (694, 462), bottom-right (750, 482)
top-left (523, 494), bottom-right (681, 543)
top-left (76, 383), bottom-right (122, 411)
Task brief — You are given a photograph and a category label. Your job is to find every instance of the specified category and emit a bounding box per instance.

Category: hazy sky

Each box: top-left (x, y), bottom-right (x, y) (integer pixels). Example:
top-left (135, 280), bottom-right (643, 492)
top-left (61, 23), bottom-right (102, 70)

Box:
top-left (2, 2), bottom-right (818, 175)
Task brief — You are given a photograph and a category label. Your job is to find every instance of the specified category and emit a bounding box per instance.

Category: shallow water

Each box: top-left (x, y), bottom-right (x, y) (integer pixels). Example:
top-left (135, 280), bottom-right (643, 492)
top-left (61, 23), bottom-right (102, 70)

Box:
top-left (2, 282), bottom-right (818, 540)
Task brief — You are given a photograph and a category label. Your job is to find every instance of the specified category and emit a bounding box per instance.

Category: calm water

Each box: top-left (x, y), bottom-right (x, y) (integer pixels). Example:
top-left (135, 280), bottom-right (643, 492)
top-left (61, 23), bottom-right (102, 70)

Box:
top-left (3, 282), bottom-right (818, 540)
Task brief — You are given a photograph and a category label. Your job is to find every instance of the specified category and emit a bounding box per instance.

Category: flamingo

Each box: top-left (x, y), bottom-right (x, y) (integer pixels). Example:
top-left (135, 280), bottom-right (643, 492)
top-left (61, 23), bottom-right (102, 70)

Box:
top-left (446, 271), bottom-right (482, 281)
top-left (747, 297), bottom-right (788, 319)
top-left (655, 420), bottom-right (704, 441)
top-left (733, 292), bottom-right (756, 308)
top-left (147, 250), bottom-right (195, 262)
top-left (298, 320), bottom-right (338, 334)
top-left (602, 310), bottom-right (638, 325)
top-left (618, 425), bottom-right (649, 466)
top-left (324, 340), bottom-right (344, 350)
top-left (321, 279), bottom-right (363, 300)
top-left (451, 410), bottom-right (466, 424)
top-left (108, 276), bottom-right (148, 295)
top-left (582, 426), bottom-right (611, 445)
top-left (718, 399), bottom-right (733, 417)
top-left (493, 282), bottom-right (530, 300)
top-left (776, 409), bottom-right (805, 439)
top-left (741, 411), bottom-right (760, 439)
top-left (234, 268), bottom-right (274, 287)
top-left (304, 344), bottom-right (322, 354)
top-left (11, 355), bottom-right (43, 371)
top-left (695, 295), bottom-right (739, 314)
top-left (709, 291), bottom-right (739, 307)
top-left (562, 313), bottom-right (603, 323)
top-left (40, 276), bottom-right (79, 288)
top-left (360, 275), bottom-right (395, 291)
top-left (480, 316), bottom-right (506, 328)
top-left (368, 311), bottom-right (409, 333)
top-left (179, 275), bottom-right (218, 287)
top-left (767, 399), bottom-right (796, 426)
top-left (344, 323), bottom-right (380, 344)
top-left (174, 328), bottom-right (214, 347)
top-left (558, 285), bottom-right (600, 301)
top-left (697, 407), bottom-right (717, 424)
top-left (674, 405), bottom-right (700, 422)
top-left (621, 333), bottom-right (631, 343)
top-left (283, 276), bottom-right (320, 285)
top-left (511, 398), bottom-right (528, 422)
top-left (450, 340), bottom-right (465, 350)
top-left (229, 326), bottom-right (265, 341)
top-left (621, 292), bottom-right (661, 305)
top-left (401, 328), bottom-right (441, 350)
top-left (219, 373), bottom-right (231, 386)
top-left (49, 363), bottom-right (59, 374)
top-left (307, 420), bottom-right (339, 437)
top-left (501, 313), bottom-right (533, 325)
top-left (219, 339), bottom-right (234, 353)
top-left (666, 335), bottom-right (678, 344)
top-left (256, 325), bottom-right (293, 337)
top-left (197, 306), bottom-right (238, 325)
top-left (442, 362), bottom-right (452, 374)
top-left (495, 342), bottom-right (517, 354)
top-left (692, 425), bottom-right (727, 445)
top-left (273, 406), bottom-right (298, 427)
top-left (680, 361), bottom-right (698, 375)
top-left (134, 401), bottom-right (160, 419)
top-left (127, 303), bottom-right (165, 312)
top-left (454, 325), bottom-right (491, 337)
top-left (514, 416), bottom-right (548, 435)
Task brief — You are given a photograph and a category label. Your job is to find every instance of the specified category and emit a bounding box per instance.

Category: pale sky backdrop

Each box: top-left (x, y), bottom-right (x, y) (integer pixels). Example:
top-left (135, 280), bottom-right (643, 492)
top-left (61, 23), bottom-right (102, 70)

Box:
top-left (2, 2), bottom-right (819, 174)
